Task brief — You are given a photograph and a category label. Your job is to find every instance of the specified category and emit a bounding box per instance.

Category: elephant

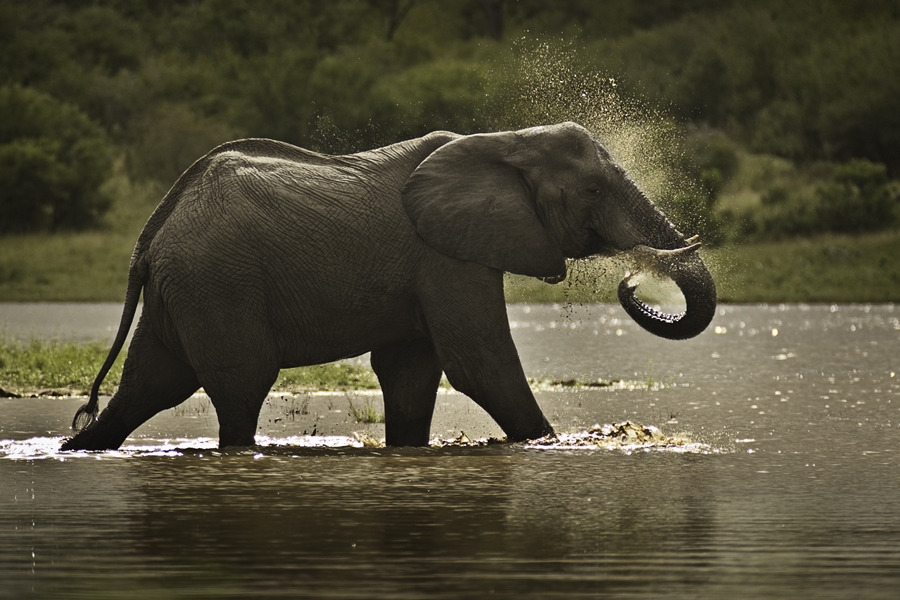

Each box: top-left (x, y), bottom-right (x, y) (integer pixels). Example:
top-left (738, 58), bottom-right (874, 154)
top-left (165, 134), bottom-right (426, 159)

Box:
top-left (61, 122), bottom-right (716, 451)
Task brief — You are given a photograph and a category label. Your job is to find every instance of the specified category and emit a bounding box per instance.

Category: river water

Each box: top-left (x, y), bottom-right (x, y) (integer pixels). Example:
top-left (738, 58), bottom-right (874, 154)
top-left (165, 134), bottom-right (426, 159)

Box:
top-left (1, 303), bottom-right (898, 599)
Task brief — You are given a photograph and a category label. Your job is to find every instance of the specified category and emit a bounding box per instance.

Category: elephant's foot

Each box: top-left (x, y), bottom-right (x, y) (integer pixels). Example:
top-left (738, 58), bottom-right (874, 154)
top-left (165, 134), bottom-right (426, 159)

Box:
top-left (216, 415), bottom-right (260, 448)
top-left (384, 414), bottom-right (434, 447)
top-left (60, 418), bottom-right (129, 451)
top-left (372, 338), bottom-right (442, 448)
top-left (502, 415), bottom-right (555, 443)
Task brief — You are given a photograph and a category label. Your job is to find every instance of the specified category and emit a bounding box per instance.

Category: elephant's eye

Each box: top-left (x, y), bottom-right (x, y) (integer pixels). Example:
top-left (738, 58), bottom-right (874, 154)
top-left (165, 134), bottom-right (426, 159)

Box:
top-left (586, 187), bottom-right (602, 196)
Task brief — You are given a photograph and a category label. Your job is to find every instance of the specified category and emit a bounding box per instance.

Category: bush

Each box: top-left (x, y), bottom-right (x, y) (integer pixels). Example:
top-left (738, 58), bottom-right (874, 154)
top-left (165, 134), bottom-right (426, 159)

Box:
top-left (0, 85), bottom-right (112, 233)
top-left (731, 158), bottom-right (899, 240)
top-left (815, 160), bottom-right (899, 233)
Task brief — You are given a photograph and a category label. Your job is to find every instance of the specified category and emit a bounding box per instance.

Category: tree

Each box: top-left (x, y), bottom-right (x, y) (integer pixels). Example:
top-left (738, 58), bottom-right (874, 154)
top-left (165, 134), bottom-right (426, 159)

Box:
top-left (0, 85), bottom-right (112, 233)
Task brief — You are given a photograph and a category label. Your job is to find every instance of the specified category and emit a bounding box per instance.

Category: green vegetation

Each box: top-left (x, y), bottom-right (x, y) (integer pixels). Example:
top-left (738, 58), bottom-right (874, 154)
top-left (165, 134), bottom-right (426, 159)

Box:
top-left (1, 0), bottom-right (899, 302)
top-left (707, 233), bottom-right (900, 303)
top-left (0, 339), bottom-right (379, 396)
top-left (0, 165), bottom-right (161, 301)
top-left (0, 85), bottom-right (113, 233)
top-left (0, 337), bottom-right (124, 396)
top-left (275, 363), bottom-right (380, 392)
top-left (348, 398), bottom-right (386, 424)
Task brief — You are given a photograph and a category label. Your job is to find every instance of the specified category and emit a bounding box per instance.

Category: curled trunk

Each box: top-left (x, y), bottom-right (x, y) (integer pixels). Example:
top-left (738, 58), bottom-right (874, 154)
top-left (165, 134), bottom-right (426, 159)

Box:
top-left (617, 244), bottom-right (717, 340)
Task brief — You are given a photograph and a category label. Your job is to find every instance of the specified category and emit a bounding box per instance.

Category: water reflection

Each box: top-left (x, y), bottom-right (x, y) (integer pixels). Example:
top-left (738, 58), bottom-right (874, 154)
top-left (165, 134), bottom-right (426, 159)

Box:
top-left (3, 449), bottom-right (723, 598)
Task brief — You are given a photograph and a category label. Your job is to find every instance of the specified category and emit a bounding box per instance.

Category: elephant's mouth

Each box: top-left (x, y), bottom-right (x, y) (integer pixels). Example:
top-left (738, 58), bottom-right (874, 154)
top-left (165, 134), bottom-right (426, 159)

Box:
top-left (616, 240), bottom-right (717, 340)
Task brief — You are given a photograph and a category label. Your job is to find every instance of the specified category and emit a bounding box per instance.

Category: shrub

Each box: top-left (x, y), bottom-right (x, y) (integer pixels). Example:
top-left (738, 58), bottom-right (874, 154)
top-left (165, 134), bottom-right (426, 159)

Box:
top-left (732, 158), bottom-right (899, 240)
top-left (0, 85), bottom-right (112, 233)
top-left (815, 159), bottom-right (898, 233)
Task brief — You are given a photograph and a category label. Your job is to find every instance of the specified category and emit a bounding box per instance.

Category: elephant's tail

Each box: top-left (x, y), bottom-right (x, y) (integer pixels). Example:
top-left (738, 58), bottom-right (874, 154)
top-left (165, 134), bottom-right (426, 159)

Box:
top-left (71, 254), bottom-right (148, 432)
top-left (69, 139), bottom-right (277, 432)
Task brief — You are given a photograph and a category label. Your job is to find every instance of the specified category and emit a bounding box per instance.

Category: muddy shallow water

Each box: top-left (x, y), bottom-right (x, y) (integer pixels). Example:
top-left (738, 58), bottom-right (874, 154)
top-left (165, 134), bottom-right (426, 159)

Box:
top-left (1, 303), bottom-right (899, 599)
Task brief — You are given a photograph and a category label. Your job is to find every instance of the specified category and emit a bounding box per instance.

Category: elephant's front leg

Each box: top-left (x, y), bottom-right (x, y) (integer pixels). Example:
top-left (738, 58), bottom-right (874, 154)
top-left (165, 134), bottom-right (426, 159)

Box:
top-left (371, 337), bottom-right (443, 446)
top-left (419, 265), bottom-right (555, 443)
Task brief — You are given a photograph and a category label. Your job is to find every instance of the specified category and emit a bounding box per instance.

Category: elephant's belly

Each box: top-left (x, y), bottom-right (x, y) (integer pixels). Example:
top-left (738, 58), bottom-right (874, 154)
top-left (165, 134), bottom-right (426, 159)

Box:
top-left (273, 301), bottom-right (426, 368)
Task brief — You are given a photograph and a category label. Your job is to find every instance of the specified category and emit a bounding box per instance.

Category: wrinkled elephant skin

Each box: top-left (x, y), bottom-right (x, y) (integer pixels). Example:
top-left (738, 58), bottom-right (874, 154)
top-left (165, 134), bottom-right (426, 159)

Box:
top-left (61, 122), bottom-right (715, 451)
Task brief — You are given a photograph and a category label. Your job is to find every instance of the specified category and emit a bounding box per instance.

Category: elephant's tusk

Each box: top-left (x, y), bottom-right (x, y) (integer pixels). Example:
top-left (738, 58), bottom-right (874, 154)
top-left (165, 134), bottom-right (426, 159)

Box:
top-left (625, 242), bottom-right (702, 279)
top-left (630, 242), bottom-right (701, 261)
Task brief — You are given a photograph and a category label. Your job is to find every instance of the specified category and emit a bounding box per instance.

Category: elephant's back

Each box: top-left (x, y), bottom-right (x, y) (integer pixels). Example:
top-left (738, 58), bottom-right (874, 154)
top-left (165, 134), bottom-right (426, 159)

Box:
top-left (141, 145), bottom-right (428, 360)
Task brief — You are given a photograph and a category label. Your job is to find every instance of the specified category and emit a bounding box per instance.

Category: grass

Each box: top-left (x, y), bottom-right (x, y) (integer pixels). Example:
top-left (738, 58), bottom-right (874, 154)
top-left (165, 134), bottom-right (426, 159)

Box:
top-left (706, 232), bottom-right (900, 303)
top-left (274, 363), bottom-right (380, 392)
top-left (0, 168), bottom-right (161, 302)
top-left (0, 337), bottom-right (125, 397)
top-left (0, 231), bottom-right (900, 304)
top-left (348, 398), bottom-right (385, 424)
top-left (0, 340), bottom-right (381, 397)
top-left (3, 226), bottom-right (898, 308)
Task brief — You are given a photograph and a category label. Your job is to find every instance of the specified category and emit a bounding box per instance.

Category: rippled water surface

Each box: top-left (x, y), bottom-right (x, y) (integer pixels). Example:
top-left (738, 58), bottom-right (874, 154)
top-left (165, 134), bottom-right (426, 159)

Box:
top-left (1, 304), bottom-right (899, 599)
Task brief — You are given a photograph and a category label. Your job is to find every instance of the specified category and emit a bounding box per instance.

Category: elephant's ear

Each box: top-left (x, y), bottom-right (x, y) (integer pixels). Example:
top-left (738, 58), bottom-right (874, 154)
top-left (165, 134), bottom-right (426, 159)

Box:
top-left (401, 132), bottom-right (566, 278)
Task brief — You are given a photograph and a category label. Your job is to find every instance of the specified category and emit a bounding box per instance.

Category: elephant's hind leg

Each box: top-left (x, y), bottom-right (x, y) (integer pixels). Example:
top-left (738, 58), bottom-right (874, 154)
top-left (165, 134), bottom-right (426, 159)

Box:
top-left (61, 319), bottom-right (200, 451)
top-left (371, 337), bottom-right (443, 446)
top-left (198, 360), bottom-right (279, 448)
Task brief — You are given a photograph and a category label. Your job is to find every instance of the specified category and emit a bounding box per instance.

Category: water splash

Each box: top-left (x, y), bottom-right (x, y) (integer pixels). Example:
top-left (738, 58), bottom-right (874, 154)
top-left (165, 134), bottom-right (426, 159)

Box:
top-left (493, 41), bottom-right (694, 207)
top-left (431, 422), bottom-right (712, 453)
top-left (0, 436), bottom-right (222, 460)
top-left (2, 424), bottom-right (712, 460)
top-left (527, 421), bottom-right (711, 453)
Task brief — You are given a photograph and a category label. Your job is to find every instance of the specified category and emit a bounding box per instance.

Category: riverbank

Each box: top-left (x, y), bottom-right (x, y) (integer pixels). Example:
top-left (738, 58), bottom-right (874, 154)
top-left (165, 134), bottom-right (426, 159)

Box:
top-left (2, 226), bottom-right (899, 303)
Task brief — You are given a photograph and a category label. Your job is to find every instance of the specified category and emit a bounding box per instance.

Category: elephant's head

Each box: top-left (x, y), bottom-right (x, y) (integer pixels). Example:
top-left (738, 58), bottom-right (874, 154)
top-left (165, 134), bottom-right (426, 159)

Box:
top-left (401, 122), bottom-right (716, 340)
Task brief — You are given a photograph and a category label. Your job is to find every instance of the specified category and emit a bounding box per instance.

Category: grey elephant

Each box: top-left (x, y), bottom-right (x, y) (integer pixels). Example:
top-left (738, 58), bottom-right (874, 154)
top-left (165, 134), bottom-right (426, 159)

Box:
top-left (61, 122), bottom-right (716, 451)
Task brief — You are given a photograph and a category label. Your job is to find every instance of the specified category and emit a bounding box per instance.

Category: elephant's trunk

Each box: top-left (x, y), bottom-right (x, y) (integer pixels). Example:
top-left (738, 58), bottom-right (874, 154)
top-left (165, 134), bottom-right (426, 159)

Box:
top-left (589, 170), bottom-right (717, 340)
top-left (616, 242), bottom-right (716, 340)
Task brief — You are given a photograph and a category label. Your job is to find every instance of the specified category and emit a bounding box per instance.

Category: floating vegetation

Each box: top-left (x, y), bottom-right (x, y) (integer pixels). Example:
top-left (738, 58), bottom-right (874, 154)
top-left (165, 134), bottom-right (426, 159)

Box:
top-left (352, 432), bottom-right (383, 448)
